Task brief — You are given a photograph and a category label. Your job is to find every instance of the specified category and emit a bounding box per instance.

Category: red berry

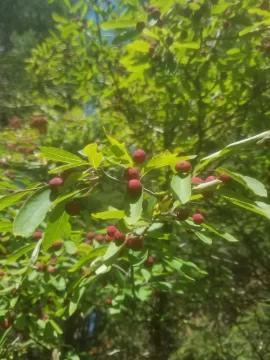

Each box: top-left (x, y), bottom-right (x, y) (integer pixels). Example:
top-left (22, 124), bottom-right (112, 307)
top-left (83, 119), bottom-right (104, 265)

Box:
top-left (133, 149), bottom-right (146, 164)
top-left (0, 271), bottom-right (5, 276)
top-left (42, 314), bottom-right (48, 321)
top-left (48, 266), bottom-right (56, 274)
top-left (65, 201), bottom-right (81, 216)
top-left (106, 298), bottom-right (112, 305)
top-left (127, 179), bottom-right (143, 196)
top-left (50, 258), bottom-right (57, 264)
top-left (175, 161), bottom-right (192, 173)
top-left (124, 168), bottom-right (139, 181)
top-left (96, 235), bottom-right (104, 242)
top-left (87, 232), bottom-right (95, 240)
top-left (107, 225), bottom-right (118, 237)
top-left (48, 297), bottom-right (54, 304)
top-left (176, 209), bottom-right (189, 221)
top-left (219, 173), bottom-right (231, 183)
top-left (105, 235), bottom-right (114, 243)
top-left (114, 230), bottom-right (126, 243)
top-left (193, 213), bottom-right (204, 225)
top-left (191, 177), bottom-right (203, 184)
top-left (2, 320), bottom-right (9, 328)
top-left (48, 177), bottom-right (64, 190)
top-left (52, 241), bottom-right (63, 248)
top-left (32, 231), bottom-right (42, 240)
top-left (147, 256), bottom-right (154, 265)
top-left (125, 237), bottom-right (143, 251)
top-left (36, 263), bottom-right (45, 271)
top-left (205, 176), bottom-right (216, 182)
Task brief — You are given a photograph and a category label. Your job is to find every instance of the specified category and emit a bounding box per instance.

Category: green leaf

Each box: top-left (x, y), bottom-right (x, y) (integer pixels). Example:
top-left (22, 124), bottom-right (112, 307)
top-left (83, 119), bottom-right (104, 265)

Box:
top-left (126, 40), bottom-right (150, 53)
top-left (124, 190), bottom-right (143, 225)
top-left (39, 147), bottom-right (83, 163)
top-left (219, 189), bottom-right (270, 219)
top-left (43, 203), bottom-right (70, 251)
top-left (101, 20), bottom-right (137, 30)
top-left (68, 247), bottom-right (106, 272)
top-left (49, 320), bottom-right (63, 334)
top-left (5, 243), bottom-right (36, 264)
top-left (202, 224), bottom-right (238, 242)
top-left (92, 210), bottom-right (125, 220)
top-left (195, 131), bottom-right (270, 173)
top-left (14, 188), bottom-right (54, 237)
top-left (104, 130), bottom-right (133, 166)
top-left (192, 179), bottom-right (222, 193)
top-left (0, 190), bottom-right (34, 212)
top-left (112, 30), bottom-right (138, 45)
top-left (52, 13), bottom-right (68, 24)
top-left (172, 42), bottom-right (200, 50)
top-left (104, 241), bottom-right (124, 262)
top-left (48, 162), bottom-right (87, 174)
top-left (64, 241), bottom-right (77, 254)
top-left (170, 174), bottom-right (191, 204)
top-left (0, 220), bottom-right (13, 233)
top-left (69, 286), bottom-right (86, 316)
top-left (239, 22), bottom-right (265, 36)
top-left (83, 143), bottom-right (103, 169)
top-left (14, 314), bottom-right (26, 330)
top-left (194, 231), bottom-right (212, 244)
top-left (217, 168), bottom-right (267, 197)
top-left (141, 268), bottom-right (151, 282)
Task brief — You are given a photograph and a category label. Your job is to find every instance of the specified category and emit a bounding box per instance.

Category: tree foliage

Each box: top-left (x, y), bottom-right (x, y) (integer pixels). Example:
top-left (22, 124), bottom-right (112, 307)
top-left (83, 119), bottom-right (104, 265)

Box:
top-left (0, 0), bottom-right (270, 359)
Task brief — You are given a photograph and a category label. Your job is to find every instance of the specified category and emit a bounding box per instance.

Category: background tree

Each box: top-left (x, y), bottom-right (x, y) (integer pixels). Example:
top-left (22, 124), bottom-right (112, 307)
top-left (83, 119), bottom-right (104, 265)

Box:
top-left (0, 0), bottom-right (270, 359)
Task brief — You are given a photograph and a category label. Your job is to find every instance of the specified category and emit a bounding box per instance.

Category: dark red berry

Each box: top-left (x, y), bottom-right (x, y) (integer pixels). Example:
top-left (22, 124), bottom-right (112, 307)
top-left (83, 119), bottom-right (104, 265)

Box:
top-left (175, 161), bottom-right (191, 173)
top-left (124, 168), bottom-right (139, 181)
top-left (87, 232), bottom-right (95, 240)
top-left (96, 235), bottom-right (104, 242)
top-left (114, 230), bottom-right (126, 243)
top-left (133, 149), bottom-right (146, 164)
top-left (65, 201), bottom-right (81, 216)
top-left (193, 213), bottom-right (204, 225)
top-left (105, 235), bottom-right (114, 243)
top-left (125, 237), bottom-right (143, 251)
top-left (219, 173), bottom-right (231, 183)
top-left (32, 231), bottom-right (42, 240)
top-left (127, 179), bottom-right (143, 196)
top-left (176, 209), bottom-right (189, 221)
top-left (107, 225), bottom-right (118, 237)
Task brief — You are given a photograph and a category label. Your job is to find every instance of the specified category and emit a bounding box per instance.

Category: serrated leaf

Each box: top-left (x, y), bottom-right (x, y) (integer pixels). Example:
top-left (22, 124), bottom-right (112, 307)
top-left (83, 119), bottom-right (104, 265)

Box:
top-left (101, 20), bottom-right (136, 30)
top-left (83, 143), bottom-right (103, 169)
top-left (43, 204), bottom-right (70, 251)
top-left (170, 174), bottom-right (191, 204)
top-left (124, 190), bottom-right (143, 225)
top-left (217, 168), bottom-right (267, 197)
top-left (14, 188), bottom-right (53, 237)
top-left (5, 243), bottom-right (36, 264)
top-left (39, 147), bottom-right (83, 163)
top-left (92, 210), bottom-right (125, 220)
